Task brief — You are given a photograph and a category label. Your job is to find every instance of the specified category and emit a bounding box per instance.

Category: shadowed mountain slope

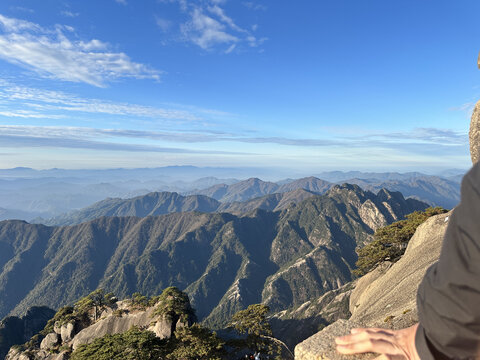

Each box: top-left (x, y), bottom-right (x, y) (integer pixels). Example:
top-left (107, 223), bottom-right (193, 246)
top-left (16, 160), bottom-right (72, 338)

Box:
top-left (345, 175), bottom-right (460, 209)
top-left (40, 189), bottom-right (321, 227)
top-left (41, 192), bottom-right (221, 226)
top-left (0, 185), bottom-right (428, 331)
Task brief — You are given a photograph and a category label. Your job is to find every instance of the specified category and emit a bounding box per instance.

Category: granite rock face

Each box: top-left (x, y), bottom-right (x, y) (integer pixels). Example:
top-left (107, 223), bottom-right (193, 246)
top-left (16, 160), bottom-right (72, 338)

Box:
top-left (60, 322), bottom-right (76, 343)
top-left (470, 100), bottom-right (480, 164)
top-left (71, 304), bottom-right (172, 350)
top-left (40, 332), bottom-right (60, 350)
top-left (294, 211), bottom-right (450, 359)
top-left (470, 53), bottom-right (480, 164)
top-left (349, 211), bottom-right (449, 327)
top-left (7, 299), bottom-right (192, 359)
top-left (295, 320), bottom-right (375, 360)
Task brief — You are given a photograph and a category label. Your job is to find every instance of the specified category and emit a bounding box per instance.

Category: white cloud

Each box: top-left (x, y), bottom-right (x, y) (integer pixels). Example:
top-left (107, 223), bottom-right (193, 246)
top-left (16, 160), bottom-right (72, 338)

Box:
top-left (0, 125), bottom-right (245, 155)
top-left (0, 14), bottom-right (160, 87)
top-left (242, 2), bottom-right (267, 11)
top-left (0, 110), bottom-right (63, 119)
top-left (115, 0), bottom-right (128, 5)
top-left (225, 44), bottom-right (236, 54)
top-left (0, 81), bottom-right (236, 122)
top-left (10, 7), bottom-right (34, 14)
top-left (155, 17), bottom-right (172, 32)
top-left (61, 10), bottom-right (80, 18)
top-left (207, 5), bottom-right (246, 33)
top-left (181, 8), bottom-right (238, 50)
top-left (162, 1), bottom-right (266, 51)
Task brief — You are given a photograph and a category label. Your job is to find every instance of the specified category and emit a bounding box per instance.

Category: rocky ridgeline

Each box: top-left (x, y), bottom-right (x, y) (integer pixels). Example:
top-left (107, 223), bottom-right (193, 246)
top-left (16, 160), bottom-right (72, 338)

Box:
top-left (294, 210), bottom-right (450, 359)
top-left (5, 296), bottom-right (193, 360)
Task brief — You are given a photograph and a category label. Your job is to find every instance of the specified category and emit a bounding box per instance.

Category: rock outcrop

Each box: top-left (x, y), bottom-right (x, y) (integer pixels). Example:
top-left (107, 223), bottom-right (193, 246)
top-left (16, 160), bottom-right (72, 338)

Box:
top-left (471, 54), bottom-right (480, 164)
top-left (295, 320), bottom-right (374, 360)
top-left (349, 211), bottom-right (450, 326)
top-left (6, 298), bottom-right (194, 360)
top-left (0, 306), bottom-right (55, 360)
top-left (295, 211), bottom-right (450, 359)
top-left (470, 100), bottom-right (480, 164)
top-left (71, 302), bottom-right (172, 350)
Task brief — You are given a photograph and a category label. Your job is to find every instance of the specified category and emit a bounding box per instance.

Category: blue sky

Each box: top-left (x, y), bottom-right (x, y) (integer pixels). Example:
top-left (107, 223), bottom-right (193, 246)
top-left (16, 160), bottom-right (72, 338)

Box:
top-left (0, 0), bottom-right (478, 173)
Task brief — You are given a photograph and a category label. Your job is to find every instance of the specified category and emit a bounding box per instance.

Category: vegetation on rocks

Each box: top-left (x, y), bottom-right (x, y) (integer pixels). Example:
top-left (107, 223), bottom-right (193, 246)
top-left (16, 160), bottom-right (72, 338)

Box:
top-left (74, 289), bottom-right (117, 322)
top-left (354, 206), bottom-right (448, 276)
top-left (166, 324), bottom-right (225, 360)
top-left (71, 326), bottom-right (165, 360)
top-left (153, 287), bottom-right (197, 323)
top-left (228, 304), bottom-right (282, 359)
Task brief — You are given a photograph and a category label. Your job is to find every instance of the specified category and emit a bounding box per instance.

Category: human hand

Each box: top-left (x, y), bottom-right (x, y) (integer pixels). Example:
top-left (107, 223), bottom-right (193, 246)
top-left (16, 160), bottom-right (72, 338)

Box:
top-left (335, 323), bottom-right (420, 360)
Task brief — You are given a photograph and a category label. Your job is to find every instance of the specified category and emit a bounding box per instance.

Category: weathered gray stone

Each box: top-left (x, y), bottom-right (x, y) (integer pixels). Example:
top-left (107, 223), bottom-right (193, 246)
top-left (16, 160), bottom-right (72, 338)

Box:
top-left (349, 211), bottom-right (449, 327)
top-left (72, 306), bottom-right (169, 349)
top-left (4, 348), bottom-right (30, 360)
top-left (349, 262), bottom-right (392, 315)
top-left (470, 100), bottom-right (480, 164)
top-left (53, 351), bottom-right (70, 360)
top-left (60, 322), bottom-right (76, 342)
top-left (294, 319), bottom-right (375, 360)
top-left (295, 211), bottom-right (451, 359)
top-left (150, 318), bottom-right (174, 338)
top-left (40, 332), bottom-right (60, 350)
top-left (53, 322), bottom-right (62, 335)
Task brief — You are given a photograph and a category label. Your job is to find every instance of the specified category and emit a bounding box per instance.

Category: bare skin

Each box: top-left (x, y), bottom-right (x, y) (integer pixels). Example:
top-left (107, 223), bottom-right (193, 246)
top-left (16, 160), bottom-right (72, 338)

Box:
top-left (335, 323), bottom-right (420, 360)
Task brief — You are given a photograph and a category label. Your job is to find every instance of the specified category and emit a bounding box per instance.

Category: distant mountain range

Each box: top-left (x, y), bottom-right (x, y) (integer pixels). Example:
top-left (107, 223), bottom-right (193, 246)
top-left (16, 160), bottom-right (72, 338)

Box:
top-left (32, 172), bottom-right (459, 227)
top-left (0, 185), bottom-right (427, 330)
top-left (187, 175), bottom-right (459, 209)
top-left (0, 168), bottom-right (462, 223)
top-left (343, 175), bottom-right (461, 209)
top-left (39, 189), bottom-right (322, 227)
top-left (186, 177), bottom-right (333, 202)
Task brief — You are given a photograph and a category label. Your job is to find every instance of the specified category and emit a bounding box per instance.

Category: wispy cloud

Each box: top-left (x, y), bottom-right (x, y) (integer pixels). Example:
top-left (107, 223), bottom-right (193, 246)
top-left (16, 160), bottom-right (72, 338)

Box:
top-left (0, 125), bottom-right (246, 155)
top-left (0, 110), bottom-right (64, 119)
top-left (0, 81), bottom-right (208, 121)
top-left (155, 17), bottom-right (172, 32)
top-left (0, 13), bottom-right (160, 87)
top-left (160, 0), bottom-right (266, 52)
top-left (242, 2), bottom-right (267, 11)
top-left (61, 10), bottom-right (80, 18)
top-left (181, 7), bottom-right (238, 50)
top-left (449, 101), bottom-right (477, 114)
top-left (9, 6), bottom-right (34, 14)
top-left (355, 128), bottom-right (468, 146)
top-left (0, 125), bottom-right (467, 156)
top-left (115, 0), bottom-right (128, 5)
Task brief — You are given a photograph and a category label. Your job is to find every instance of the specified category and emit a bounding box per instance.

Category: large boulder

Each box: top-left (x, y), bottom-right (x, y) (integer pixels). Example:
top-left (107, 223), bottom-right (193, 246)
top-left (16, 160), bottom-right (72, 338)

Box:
top-left (470, 100), bottom-right (480, 164)
top-left (294, 211), bottom-right (450, 359)
top-left (5, 348), bottom-right (31, 360)
top-left (349, 211), bottom-right (449, 327)
top-left (60, 322), bottom-right (76, 342)
top-left (295, 320), bottom-right (374, 360)
top-left (40, 332), bottom-right (60, 350)
top-left (71, 305), bottom-right (172, 350)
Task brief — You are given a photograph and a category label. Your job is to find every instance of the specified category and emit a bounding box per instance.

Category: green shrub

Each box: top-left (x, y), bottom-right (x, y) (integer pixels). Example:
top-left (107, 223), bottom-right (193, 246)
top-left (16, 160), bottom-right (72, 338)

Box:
top-left (353, 207), bottom-right (447, 276)
top-left (166, 324), bottom-right (226, 360)
top-left (153, 287), bottom-right (196, 323)
top-left (228, 304), bottom-right (282, 359)
top-left (70, 327), bottom-right (166, 360)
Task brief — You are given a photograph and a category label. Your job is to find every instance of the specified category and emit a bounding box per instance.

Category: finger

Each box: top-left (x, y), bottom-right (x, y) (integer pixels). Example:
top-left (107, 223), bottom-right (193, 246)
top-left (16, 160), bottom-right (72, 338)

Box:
top-left (351, 327), bottom-right (367, 334)
top-left (354, 327), bottom-right (395, 335)
top-left (336, 338), bottom-right (397, 355)
top-left (335, 329), bottom-right (394, 345)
